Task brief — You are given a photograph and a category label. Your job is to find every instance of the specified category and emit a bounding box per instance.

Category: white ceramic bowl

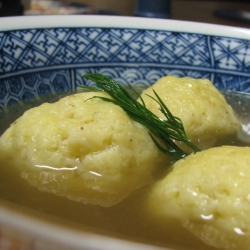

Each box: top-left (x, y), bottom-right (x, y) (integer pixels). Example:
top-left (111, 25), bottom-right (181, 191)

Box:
top-left (1, 15), bottom-right (250, 250)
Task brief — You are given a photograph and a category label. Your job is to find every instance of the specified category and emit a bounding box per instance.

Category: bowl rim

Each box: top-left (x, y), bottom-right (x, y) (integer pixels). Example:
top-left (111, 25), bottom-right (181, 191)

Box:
top-left (1, 15), bottom-right (250, 40)
top-left (0, 199), bottom-right (168, 250)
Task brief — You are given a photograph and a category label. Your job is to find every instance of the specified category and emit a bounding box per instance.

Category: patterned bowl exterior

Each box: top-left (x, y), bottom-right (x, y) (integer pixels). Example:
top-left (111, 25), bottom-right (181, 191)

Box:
top-left (1, 16), bottom-right (250, 111)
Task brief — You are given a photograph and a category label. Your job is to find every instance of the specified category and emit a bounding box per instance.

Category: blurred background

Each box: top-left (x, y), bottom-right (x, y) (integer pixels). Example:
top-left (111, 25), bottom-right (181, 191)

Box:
top-left (0, 0), bottom-right (250, 28)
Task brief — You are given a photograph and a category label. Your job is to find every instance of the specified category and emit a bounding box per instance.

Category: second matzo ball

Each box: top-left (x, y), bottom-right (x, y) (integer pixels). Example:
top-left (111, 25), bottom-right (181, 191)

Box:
top-left (0, 92), bottom-right (170, 207)
top-left (139, 76), bottom-right (240, 150)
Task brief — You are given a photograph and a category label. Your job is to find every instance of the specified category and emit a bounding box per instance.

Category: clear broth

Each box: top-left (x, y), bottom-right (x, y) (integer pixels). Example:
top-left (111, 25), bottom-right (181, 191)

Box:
top-left (0, 91), bottom-right (249, 250)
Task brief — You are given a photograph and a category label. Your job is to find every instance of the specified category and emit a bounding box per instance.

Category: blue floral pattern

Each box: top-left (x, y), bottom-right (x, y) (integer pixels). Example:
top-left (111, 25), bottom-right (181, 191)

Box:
top-left (1, 27), bottom-right (250, 109)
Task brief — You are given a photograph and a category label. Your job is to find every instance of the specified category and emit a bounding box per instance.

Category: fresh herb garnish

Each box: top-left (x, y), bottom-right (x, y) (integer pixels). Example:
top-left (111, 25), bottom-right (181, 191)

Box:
top-left (82, 73), bottom-right (200, 159)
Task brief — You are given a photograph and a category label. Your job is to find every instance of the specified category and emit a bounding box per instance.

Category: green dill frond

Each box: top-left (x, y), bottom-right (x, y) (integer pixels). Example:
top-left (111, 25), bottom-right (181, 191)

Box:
top-left (81, 73), bottom-right (200, 159)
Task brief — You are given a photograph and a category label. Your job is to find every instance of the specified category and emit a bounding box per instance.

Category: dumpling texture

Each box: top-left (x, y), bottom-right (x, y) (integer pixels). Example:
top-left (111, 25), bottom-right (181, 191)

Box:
top-left (139, 76), bottom-right (240, 150)
top-left (0, 92), bottom-right (169, 207)
top-left (147, 146), bottom-right (250, 249)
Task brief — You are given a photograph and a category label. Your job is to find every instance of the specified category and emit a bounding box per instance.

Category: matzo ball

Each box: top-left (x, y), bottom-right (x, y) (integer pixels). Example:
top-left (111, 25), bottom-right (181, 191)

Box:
top-left (147, 146), bottom-right (250, 249)
top-left (139, 76), bottom-right (240, 150)
top-left (0, 92), bottom-right (170, 207)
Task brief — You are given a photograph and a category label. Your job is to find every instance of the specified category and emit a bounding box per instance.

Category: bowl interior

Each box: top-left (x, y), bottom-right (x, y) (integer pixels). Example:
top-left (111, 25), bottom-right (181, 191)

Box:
top-left (1, 15), bottom-right (250, 111)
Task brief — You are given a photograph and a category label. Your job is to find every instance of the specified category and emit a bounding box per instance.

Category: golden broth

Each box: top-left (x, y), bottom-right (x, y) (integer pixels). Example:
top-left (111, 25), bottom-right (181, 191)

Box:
top-left (0, 91), bottom-right (249, 250)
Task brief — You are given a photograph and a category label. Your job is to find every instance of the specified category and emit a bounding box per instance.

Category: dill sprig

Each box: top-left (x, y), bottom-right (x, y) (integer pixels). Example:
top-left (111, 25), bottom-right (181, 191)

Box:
top-left (82, 73), bottom-right (200, 159)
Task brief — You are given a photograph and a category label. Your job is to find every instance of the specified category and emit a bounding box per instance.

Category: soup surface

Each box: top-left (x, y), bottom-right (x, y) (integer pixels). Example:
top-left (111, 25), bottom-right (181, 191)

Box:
top-left (0, 90), bottom-right (249, 249)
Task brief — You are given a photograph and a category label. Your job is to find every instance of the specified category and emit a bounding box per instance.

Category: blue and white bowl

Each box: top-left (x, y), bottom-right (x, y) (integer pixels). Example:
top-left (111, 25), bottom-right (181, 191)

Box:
top-left (1, 15), bottom-right (250, 111)
top-left (1, 15), bottom-right (250, 250)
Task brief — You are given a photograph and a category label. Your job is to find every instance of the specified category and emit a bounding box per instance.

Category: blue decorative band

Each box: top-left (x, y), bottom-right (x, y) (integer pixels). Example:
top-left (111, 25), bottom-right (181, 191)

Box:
top-left (1, 27), bottom-right (250, 109)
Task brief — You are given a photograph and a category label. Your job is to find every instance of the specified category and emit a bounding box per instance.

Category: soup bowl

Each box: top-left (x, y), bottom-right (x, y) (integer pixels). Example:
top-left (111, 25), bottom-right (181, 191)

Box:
top-left (0, 15), bottom-right (250, 250)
